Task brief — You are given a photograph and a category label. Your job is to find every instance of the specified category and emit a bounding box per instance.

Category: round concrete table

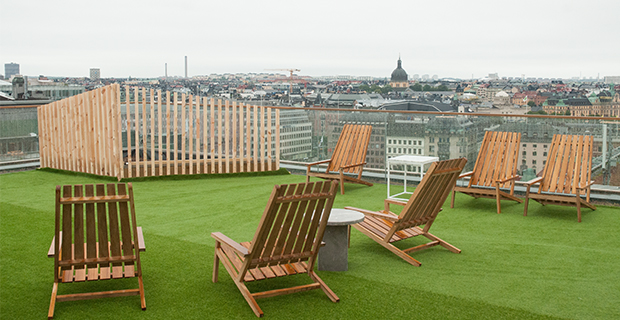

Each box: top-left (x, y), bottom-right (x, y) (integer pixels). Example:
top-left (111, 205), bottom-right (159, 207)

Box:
top-left (318, 209), bottom-right (365, 271)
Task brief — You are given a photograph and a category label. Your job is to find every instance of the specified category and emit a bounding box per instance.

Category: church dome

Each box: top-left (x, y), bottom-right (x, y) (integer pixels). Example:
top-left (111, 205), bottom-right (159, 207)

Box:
top-left (391, 57), bottom-right (408, 82)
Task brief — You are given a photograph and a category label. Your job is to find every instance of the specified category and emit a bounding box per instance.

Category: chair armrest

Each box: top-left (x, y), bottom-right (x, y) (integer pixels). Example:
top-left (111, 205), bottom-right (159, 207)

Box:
top-left (307, 159), bottom-right (332, 167)
top-left (339, 162), bottom-right (366, 170)
top-left (48, 232), bottom-right (62, 257)
top-left (458, 171), bottom-right (473, 179)
top-left (344, 206), bottom-right (400, 222)
top-left (211, 232), bottom-right (249, 257)
top-left (577, 180), bottom-right (595, 190)
top-left (384, 198), bottom-right (407, 207)
top-left (496, 175), bottom-right (520, 184)
top-left (136, 226), bottom-right (146, 252)
top-left (523, 177), bottom-right (543, 186)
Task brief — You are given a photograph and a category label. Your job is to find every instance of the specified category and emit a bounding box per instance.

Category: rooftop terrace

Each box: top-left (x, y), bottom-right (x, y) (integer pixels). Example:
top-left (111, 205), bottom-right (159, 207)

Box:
top-left (1, 169), bottom-right (618, 319)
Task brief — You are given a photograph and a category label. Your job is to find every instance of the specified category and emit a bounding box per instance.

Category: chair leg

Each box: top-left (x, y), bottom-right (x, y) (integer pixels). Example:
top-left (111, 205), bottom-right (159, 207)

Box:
top-left (309, 271), bottom-right (339, 303)
top-left (495, 184), bottom-right (501, 214)
top-left (48, 282), bottom-right (58, 319)
top-left (138, 275), bottom-right (146, 310)
top-left (212, 246), bottom-right (220, 283)
top-left (450, 190), bottom-right (456, 208)
top-left (424, 232), bottom-right (461, 254)
top-left (339, 172), bottom-right (345, 195)
top-left (233, 280), bottom-right (263, 317)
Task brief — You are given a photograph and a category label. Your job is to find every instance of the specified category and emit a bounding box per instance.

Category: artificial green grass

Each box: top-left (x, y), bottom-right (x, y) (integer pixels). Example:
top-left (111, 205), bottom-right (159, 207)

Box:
top-left (1, 170), bottom-right (619, 319)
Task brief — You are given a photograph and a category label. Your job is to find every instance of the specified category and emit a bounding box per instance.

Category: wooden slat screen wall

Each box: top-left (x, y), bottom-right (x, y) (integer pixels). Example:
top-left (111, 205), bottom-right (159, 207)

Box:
top-left (38, 84), bottom-right (280, 180)
top-left (38, 84), bottom-right (123, 179)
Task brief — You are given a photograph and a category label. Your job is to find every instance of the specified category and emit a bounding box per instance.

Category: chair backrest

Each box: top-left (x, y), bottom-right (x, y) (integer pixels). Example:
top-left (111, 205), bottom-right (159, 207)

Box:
top-left (538, 134), bottom-right (593, 195)
top-left (241, 181), bottom-right (338, 273)
top-left (470, 131), bottom-right (521, 188)
top-left (328, 124), bottom-right (372, 174)
top-left (388, 158), bottom-right (467, 238)
top-left (54, 183), bottom-right (141, 282)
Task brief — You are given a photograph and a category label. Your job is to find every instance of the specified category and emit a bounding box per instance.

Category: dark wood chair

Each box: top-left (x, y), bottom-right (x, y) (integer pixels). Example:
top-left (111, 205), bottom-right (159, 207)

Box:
top-left (523, 134), bottom-right (595, 222)
top-left (346, 158), bottom-right (467, 266)
top-left (48, 183), bottom-right (146, 319)
top-left (212, 180), bottom-right (339, 317)
top-left (306, 124), bottom-right (373, 194)
top-left (451, 131), bottom-right (522, 214)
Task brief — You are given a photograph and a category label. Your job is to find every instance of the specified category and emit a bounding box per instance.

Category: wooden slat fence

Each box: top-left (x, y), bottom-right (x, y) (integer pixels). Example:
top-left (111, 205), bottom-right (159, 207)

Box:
top-left (38, 84), bottom-right (280, 180)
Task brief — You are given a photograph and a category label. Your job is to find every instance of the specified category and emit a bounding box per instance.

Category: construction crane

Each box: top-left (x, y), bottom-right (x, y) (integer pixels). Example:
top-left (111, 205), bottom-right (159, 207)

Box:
top-left (264, 68), bottom-right (301, 96)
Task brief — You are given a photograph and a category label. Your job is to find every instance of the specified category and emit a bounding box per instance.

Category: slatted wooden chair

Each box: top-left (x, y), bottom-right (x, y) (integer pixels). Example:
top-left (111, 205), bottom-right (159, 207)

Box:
top-left (48, 183), bottom-right (146, 319)
top-left (523, 134), bottom-right (595, 222)
top-left (306, 124), bottom-right (373, 194)
top-left (345, 158), bottom-right (467, 266)
top-left (212, 180), bottom-right (339, 317)
top-left (451, 131), bottom-right (522, 214)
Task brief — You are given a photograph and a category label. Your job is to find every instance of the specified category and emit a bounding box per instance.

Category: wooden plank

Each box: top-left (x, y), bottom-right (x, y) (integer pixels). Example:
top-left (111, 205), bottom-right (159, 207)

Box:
top-left (133, 87), bottom-right (141, 177)
top-left (125, 86), bottom-right (132, 178)
top-left (166, 91), bottom-right (172, 175)
top-left (181, 93), bottom-right (187, 175)
top-left (188, 95), bottom-right (194, 174)
top-left (209, 98), bottom-right (215, 172)
top-left (115, 84), bottom-right (123, 180)
top-left (173, 92), bottom-right (179, 175)
top-left (202, 97), bottom-right (208, 174)
top-left (245, 104), bottom-right (251, 172)
top-left (224, 100), bottom-right (230, 173)
top-left (73, 186), bottom-right (85, 280)
top-left (96, 185), bottom-right (110, 270)
top-left (61, 185), bottom-right (73, 282)
top-left (253, 106), bottom-right (258, 172)
top-left (275, 109), bottom-right (280, 170)
top-left (267, 107), bottom-right (272, 171)
top-left (142, 87), bottom-right (148, 177)
top-left (107, 184), bottom-right (122, 274)
top-left (157, 89), bottom-right (163, 176)
top-left (232, 101), bottom-right (237, 173)
top-left (84, 185), bottom-right (98, 280)
top-left (217, 99), bottom-right (223, 173)
top-left (103, 86), bottom-right (112, 176)
top-left (150, 88), bottom-right (156, 176)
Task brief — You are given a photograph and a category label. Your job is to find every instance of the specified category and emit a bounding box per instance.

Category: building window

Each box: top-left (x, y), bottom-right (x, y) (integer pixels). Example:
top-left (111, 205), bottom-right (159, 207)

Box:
top-left (533, 144), bottom-right (537, 148)
top-left (522, 151), bottom-right (527, 156)
top-left (543, 152), bottom-right (547, 157)
top-left (533, 152), bottom-right (537, 156)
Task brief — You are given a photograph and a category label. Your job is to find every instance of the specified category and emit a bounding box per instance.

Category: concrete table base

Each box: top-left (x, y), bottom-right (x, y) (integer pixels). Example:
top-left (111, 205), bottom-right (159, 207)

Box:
top-left (318, 209), bottom-right (364, 271)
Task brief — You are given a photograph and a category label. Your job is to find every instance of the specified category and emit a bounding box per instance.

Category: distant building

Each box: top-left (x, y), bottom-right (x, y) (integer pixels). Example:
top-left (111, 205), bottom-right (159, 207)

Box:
top-left (390, 56), bottom-right (408, 91)
top-left (5, 62), bottom-right (19, 79)
top-left (604, 76), bottom-right (620, 84)
top-left (90, 68), bottom-right (100, 81)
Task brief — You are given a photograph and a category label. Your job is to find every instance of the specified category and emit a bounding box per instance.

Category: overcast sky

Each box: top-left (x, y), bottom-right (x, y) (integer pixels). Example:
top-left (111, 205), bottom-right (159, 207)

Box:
top-left (2, 0), bottom-right (619, 80)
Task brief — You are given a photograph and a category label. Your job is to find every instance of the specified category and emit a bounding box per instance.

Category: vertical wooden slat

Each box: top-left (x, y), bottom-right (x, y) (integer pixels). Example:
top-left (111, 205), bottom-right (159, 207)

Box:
top-left (260, 106), bottom-right (265, 172)
top-left (173, 92), bottom-right (179, 175)
top-left (253, 106), bottom-right (258, 172)
top-left (202, 97), bottom-right (208, 174)
top-left (117, 184), bottom-right (134, 264)
top-left (181, 93), bottom-right (187, 175)
top-left (68, 95), bottom-right (77, 172)
top-left (150, 88), bottom-right (156, 176)
top-left (224, 100), bottom-right (230, 173)
top-left (275, 108), bottom-right (280, 170)
top-left (106, 184), bottom-right (123, 278)
top-left (84, 185), bottom-right (97, 280)
top-left (114, 84), bottom-right (123, 180)
top-left (72, 186), bottom-right (86, 281)
top-left (267, 107), bottom-right (272, 171)
top-left (245, 104), bottom-right (251, 172)
top-left (60, 98), bottom-right (68, 171)
top-left (157, 89), bottom-right (163, 176)
top-left (195, 96), bottom-right (201, 174)
top-left (102, 86), bottom-right (112, 176)
top-left (217, 99), bottom-right (223, 173)
top-left (166, 91), bottom-right (172, 176)
top-left (188, 95), bottom-right (194, 175)
top-left (97, 88), bottom-right (106, 175)
top-left (142, 87), bottom-right (148, 177)
top-left (76, 93), bottom-right (85, 173)
top-left (125, 86), bottom-right (132, 178)
top-left (238, 102), bottom-right (245, 173)
top-left (134, 87), bottom-right (141, 177)
top-left (230, 101), bottom-right (239, 172)
top-left (61, 186), bottom-right (73, 281)
top-left (210, 98), bottom-right (216, 173)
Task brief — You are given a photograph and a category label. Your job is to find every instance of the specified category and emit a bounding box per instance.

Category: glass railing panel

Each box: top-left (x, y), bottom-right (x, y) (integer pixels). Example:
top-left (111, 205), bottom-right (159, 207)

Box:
top-left (0, 107), bottom-right (39, 162)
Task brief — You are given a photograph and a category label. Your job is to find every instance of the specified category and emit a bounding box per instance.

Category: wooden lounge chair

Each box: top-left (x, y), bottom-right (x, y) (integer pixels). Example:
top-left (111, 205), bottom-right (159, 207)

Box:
top-left (451, 131), bottom-right (522, 214)
top-left (212, 180), bottom-right (339, 317)
top-left (523, 134), bottom-right (595, 222)
top-left (48, 183), bottom-right (146, 319)
top-left (306, 124), bottom-right (373, 194)
top-left (345, 158), bottom-right (467, 266)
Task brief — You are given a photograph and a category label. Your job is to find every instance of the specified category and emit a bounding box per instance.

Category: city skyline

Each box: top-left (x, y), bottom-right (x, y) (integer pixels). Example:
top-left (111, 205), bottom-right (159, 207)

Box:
top-left (2, 0), bottom-right (619, 80)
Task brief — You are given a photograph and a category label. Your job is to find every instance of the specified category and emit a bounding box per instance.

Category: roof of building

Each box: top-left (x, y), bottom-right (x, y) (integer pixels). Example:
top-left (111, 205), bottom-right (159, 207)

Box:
top-left (390, 57), bottom-right (408, 82)
top-left (380, 100), bottom-right (455, 112)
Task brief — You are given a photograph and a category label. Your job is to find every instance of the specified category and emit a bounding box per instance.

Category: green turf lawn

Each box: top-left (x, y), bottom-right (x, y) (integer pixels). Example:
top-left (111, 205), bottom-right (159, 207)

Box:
top-left (1, 169), bottom-right (619, 319)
